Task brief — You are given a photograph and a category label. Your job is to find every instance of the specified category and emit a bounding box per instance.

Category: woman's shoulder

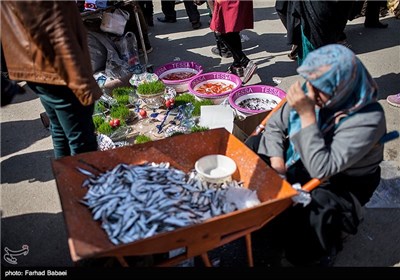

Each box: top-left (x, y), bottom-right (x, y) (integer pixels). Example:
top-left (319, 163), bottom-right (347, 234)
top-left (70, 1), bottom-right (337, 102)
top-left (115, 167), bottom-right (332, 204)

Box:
top-left (341, 102), bottom-right (386, 128)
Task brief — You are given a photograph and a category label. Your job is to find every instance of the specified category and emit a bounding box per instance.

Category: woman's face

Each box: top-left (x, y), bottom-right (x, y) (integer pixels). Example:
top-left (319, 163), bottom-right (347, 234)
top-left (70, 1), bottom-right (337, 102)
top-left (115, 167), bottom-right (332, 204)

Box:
top-left (312, 86), bottom-right (331, 108)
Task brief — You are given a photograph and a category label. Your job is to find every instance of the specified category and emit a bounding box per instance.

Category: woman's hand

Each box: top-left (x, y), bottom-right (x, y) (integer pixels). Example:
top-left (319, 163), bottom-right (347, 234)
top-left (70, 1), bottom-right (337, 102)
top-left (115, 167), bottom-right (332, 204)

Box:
top-left (287, 81), bottom-right (317, 128)
top-left (270, 157), bottom-right (286, 175)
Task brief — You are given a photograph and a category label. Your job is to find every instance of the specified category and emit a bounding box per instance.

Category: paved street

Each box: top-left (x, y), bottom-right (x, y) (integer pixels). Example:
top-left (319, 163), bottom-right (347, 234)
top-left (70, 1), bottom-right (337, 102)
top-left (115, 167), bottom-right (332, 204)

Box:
top-left (1, 1), bottom-right (399, 269)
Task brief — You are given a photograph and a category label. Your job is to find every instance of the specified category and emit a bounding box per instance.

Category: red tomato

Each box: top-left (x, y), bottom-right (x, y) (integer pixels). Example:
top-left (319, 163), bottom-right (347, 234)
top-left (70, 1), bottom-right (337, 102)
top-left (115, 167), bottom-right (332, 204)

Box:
top-left (165, 98), bottom-right (175, 109)
top-left (139, 109), bottom-right (147, 118)
top-left (109, 119), bottom-right (121, 128)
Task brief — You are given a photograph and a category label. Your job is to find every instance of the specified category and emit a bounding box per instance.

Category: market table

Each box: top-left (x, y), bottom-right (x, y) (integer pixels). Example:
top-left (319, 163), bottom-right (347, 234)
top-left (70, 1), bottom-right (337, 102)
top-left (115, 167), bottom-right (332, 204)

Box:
top-left (52, 128), bottom-right (302, 266)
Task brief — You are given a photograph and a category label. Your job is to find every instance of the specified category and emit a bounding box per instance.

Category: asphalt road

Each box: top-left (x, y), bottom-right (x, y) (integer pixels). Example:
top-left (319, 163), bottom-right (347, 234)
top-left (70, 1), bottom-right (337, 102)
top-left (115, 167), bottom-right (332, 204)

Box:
top-left (1, 0), bottom-right (399, 270)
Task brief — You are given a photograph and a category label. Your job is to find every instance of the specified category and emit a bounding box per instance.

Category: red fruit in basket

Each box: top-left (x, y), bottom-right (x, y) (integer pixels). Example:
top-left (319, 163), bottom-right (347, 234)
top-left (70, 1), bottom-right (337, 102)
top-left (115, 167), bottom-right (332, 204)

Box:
top-left (165, 98), bottom-right (175, 109)
top-left (109, 119), bottom-right (120, 128)
top-left (139, 109), bottom-right (147, 118)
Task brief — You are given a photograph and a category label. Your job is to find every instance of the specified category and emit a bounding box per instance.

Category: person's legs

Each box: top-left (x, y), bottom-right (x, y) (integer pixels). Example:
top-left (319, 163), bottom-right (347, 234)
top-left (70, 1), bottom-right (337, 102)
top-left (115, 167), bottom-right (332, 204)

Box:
top-left (158, 0), bottom-right (177, 22)
top-left (219, 32), bottom-right (246, 66)
top-left (28, 83), bottom-right (97, 158)
top-left (219, 32), bottom-right (257, 83)
top-left (365, 0), bottom-right (389, 28)
top-left (139, 0), bottom-right (154, 27)
top-left (211, 32), bottom-right (232, 58)
top-left (183, 0), bottom-right (201, 29)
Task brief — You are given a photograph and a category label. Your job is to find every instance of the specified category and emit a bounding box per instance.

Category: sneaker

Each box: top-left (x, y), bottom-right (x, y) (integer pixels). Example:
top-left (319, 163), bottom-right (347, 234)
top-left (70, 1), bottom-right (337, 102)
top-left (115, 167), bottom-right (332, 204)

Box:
top-left (227, 65), bottom-right (244, 77)
top-left (386, 93), bottom-right (400, 107)
top-left (287, 44), bottom-right (298, 60)
top-left (192, 21), bottom-right (202, 30)
top-left (211, 46), bottom-right (232, 58)
top-left (242, 60), bottom-right (257, 84)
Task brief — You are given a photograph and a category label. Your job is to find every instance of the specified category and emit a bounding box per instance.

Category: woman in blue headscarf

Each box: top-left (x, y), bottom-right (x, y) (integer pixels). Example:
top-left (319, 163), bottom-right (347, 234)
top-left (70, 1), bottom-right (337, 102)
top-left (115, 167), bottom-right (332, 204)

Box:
top-left (246, 44), bottom-right (386, 266)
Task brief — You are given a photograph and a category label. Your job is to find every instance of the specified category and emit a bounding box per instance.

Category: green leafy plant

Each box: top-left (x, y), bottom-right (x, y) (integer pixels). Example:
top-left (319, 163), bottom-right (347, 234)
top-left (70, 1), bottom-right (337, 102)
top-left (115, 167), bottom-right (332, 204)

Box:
top-left (191, 125), bottom-right (209, 133)
top-left (174, 93), bottom-right (196, 105)
top-left (137, 80), bottom-right (165, 95)
top-left (112, 86), bottom-right (133, 97)
top-left (110, 105), bottom-right (130, 120)
top-left (112, 87), bottom-right (133, 106)
top-left (134, 134), bottom-right (152, 144)
top-left (97, 122), bottom-right (113, 135)
top-left (93, 115), bottom-right (105, 130)
top-left (114, 94), bottom-right (130, 106)
top-left (192, 99), bottom-right (214, 116)
top-left (174, 93), bottom-right (214, 116)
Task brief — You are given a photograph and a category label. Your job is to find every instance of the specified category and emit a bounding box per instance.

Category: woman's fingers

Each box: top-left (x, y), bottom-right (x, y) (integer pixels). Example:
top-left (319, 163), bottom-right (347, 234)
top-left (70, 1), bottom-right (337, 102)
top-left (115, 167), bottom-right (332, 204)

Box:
top-left (306, 81), bottom-right (316, 101)
top-left (287, 81), bottom-right (304, 107)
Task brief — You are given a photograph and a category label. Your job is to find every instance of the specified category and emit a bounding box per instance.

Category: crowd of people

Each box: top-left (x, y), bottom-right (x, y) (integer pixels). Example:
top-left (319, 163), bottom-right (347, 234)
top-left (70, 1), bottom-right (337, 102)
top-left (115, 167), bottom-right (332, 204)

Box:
top-left (1, 0), bottom-right (398, 267)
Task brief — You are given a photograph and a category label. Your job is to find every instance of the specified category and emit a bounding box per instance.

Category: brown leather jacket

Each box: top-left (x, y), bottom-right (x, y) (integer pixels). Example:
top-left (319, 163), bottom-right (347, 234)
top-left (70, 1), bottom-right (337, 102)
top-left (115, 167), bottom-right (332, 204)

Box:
top-left (1, 1), bottom-right (102, 106)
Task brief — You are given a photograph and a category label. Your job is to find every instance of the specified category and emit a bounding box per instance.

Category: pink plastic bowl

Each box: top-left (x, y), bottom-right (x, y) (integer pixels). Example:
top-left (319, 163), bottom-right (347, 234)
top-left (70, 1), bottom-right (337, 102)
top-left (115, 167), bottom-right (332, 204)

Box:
top-left (188, 72), bottom-right (242, 104)
top-left (155, 61), bottom-right (203, 93)
top-left (229, 85), bottom-right (286, 115)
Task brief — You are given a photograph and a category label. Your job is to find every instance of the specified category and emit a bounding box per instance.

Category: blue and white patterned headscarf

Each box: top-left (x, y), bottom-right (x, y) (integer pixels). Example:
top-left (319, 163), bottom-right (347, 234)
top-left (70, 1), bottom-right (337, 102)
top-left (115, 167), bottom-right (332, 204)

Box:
top-left (285, 44), bottom-right (378, 168)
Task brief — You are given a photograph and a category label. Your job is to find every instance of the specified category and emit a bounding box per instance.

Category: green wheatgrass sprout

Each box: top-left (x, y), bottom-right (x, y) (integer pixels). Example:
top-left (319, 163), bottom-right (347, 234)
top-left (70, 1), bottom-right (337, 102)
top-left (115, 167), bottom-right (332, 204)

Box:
top-left (137, 80), bottom-right (165, 95)
top-left (174, 93), bottom-right (196, 105)
top-left (134, 134), bottom-right (152, 144)
top-left (112, 86), bottom-right (133, 97)
top-left (110, 105), bottom-right (130, 120)
top-left (191, 125), bottom-right (209, 133)
top-left (174, 93), bottom-right (214, 116)
top-left (97, 122), bottom-right (113, 135)
top-left (114, 94), bottom-right (130, 106)
top-left (92, 115), bottom-right (105, 130)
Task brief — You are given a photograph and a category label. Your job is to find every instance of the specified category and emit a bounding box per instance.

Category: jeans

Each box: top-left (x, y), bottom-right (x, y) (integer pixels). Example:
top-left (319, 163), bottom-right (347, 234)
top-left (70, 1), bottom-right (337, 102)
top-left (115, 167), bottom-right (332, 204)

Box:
top-left (28, 82), bottom-right (97, 158)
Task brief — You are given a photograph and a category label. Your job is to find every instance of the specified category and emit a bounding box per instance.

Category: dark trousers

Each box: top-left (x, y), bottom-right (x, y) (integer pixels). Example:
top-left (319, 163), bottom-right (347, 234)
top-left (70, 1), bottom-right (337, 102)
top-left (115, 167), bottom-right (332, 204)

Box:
top-left (246, 134), bottom-right (381, 265)
top-left (28, 83), bottom-right (98, 158)
top-left (138, 0), bottom-right (153, 19)
top-left (219, 32), bottom-right (249, 67)
top-left (161, 0), bottom-right (200, 23)
top-left (365, 0), bottom-right (387, 24)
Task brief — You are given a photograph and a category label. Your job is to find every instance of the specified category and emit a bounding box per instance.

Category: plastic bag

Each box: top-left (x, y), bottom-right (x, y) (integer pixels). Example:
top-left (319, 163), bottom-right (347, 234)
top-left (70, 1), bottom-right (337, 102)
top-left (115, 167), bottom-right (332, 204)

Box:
top-left (100, 8), bottom-right (130, 36)
top-left (115, 32), bottom-right (142, 74)
top-left (224, 188), bottom-right (261, 210)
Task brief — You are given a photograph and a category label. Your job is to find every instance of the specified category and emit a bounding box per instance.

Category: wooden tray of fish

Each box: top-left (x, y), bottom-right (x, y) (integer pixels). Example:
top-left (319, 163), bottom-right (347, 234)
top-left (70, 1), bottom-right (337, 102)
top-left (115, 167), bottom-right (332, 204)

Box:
top-left (52, 128), bottom-right (298, 263)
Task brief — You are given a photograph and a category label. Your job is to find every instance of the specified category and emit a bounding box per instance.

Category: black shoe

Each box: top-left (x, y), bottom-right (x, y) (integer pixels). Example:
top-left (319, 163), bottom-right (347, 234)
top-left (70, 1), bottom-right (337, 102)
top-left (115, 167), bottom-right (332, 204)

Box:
top-left (157, 17), bottom-right (177, 23)
top-left (242, 60), bottom-right (257, 84)
top-left (227, 65), bottom-right (244, 77)
top-left (364, 21), bottom-right (388, 28)
top-left (211, 47), bottom-right (232, 58)
top-left (192, 21), bottom-right (202, 29)
top-left (287, 45), bottom-right (298, 60)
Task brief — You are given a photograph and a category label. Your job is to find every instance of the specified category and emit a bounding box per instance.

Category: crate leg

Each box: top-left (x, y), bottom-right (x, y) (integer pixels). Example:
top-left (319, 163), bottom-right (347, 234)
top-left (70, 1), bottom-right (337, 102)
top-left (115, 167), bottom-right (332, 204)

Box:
top-left (201, 253), bottom-right (212, 267)
top-left (116, 256), bottom-right (129, 267)
top-left (245, 234), bottom-right (254, 267)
